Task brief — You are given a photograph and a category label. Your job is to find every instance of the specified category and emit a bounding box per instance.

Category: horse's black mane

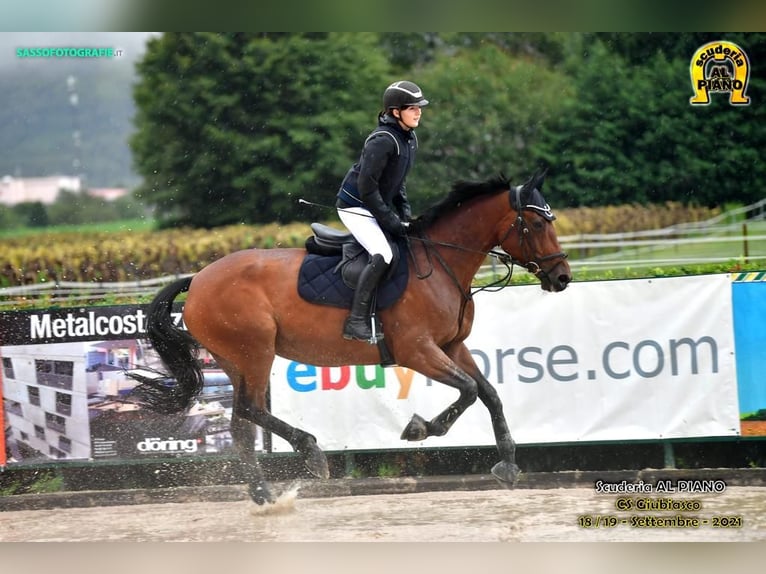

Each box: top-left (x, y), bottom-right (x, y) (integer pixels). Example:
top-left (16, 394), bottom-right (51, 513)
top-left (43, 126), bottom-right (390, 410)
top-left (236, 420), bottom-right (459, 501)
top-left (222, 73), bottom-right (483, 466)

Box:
top-left (411, 174), bottom-right (511, 232)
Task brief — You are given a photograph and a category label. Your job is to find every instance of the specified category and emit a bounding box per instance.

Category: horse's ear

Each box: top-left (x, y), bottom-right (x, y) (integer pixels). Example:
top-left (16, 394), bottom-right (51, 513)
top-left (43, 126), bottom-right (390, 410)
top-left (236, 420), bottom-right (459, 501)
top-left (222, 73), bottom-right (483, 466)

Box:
top-left (520, 168), bottom-right (547, 195)
top-left (532, 167), bottom-right (548, 191)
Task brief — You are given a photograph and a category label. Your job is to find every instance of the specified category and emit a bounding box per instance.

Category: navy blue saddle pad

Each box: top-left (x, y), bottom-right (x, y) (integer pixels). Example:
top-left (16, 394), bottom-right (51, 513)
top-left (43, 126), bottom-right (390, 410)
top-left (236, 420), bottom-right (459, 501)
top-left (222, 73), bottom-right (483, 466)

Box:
top-left (297, 250), bottom-right (409, 310)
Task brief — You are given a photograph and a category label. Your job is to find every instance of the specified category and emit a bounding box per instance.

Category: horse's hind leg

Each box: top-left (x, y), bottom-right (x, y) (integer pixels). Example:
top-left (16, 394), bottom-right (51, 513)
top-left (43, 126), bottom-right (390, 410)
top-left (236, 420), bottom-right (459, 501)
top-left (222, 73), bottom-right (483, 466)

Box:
top-left (227, 372), bottom-right (329, 504)
top-left (237, 397), bottom-right (330, 481)
top-left (230, 411), bottom-right (275, 505)
top-left (218, 358), bottom-right (274, 504)
top-left (229, 353), bottom-right (330, 483)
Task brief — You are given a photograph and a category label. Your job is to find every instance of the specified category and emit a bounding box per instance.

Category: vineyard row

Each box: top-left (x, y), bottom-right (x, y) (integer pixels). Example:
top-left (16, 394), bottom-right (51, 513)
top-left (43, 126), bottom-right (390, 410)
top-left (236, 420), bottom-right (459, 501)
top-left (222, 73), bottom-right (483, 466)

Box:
top-left (1, 203), bottom-right (719, 288)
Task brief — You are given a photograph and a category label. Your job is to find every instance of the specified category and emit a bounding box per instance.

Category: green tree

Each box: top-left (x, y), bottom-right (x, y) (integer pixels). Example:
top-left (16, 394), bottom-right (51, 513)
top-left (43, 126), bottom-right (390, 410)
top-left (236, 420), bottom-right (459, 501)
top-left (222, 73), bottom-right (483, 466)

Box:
top-left (378, 33), bottom-right (442, 72)
top-left (532, 33), bottom-right (766, 208)
top-left (0, 205), bottom-right (18, 231)
top-left (407, 42), bottom-right (574, 213)
top-left (12, 202), bottom-right (49, 227)
top-left (444, 32), bottom-right (571, 66)
top-left (131, 33), bottom-right (391, 228)
top-left (46, 190), bottom-right (130, 225)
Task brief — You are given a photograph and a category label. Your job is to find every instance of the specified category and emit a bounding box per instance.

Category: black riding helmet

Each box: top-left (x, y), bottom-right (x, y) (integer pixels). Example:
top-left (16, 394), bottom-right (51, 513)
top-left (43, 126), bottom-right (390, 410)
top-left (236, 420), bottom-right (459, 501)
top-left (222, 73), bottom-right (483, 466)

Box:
top-left (383, 80), bottom-right (429, 111)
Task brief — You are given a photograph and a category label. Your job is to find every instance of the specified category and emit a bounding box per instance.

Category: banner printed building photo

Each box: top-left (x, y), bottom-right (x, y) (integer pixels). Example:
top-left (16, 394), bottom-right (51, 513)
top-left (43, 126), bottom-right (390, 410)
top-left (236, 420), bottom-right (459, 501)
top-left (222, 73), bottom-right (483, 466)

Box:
top-left (1, 305), bottom-right (261, 467)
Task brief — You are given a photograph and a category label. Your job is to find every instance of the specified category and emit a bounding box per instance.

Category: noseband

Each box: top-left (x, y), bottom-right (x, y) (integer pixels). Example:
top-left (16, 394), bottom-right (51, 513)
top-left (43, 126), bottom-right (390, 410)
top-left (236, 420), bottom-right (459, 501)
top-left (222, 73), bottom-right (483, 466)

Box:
top-left (500, 186), bottom-right (568, 281)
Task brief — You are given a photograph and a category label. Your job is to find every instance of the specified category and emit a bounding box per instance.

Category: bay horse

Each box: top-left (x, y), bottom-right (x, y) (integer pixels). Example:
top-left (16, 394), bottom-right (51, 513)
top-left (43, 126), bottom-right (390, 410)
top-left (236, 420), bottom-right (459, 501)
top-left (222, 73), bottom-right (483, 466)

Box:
top-left (130, 170), bottom-right (571, 504)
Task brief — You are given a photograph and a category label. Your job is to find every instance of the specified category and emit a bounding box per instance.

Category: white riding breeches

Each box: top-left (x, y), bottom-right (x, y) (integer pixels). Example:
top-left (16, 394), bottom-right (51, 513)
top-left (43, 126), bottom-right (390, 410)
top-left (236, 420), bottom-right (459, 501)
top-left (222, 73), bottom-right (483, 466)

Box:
top-left (337, 207), bottom-right (394, 264)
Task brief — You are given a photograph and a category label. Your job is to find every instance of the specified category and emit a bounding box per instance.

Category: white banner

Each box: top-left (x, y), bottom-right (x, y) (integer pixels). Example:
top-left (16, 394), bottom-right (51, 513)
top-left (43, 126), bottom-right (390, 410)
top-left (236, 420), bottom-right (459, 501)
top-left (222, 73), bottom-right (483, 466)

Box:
top-left (269, 274), bottom-right (739, 452)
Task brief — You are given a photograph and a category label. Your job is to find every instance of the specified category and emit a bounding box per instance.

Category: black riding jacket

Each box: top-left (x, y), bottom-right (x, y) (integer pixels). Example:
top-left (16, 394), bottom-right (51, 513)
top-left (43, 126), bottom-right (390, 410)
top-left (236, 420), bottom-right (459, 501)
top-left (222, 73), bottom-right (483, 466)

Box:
top-left (336, 113), bottom-right (415, 235)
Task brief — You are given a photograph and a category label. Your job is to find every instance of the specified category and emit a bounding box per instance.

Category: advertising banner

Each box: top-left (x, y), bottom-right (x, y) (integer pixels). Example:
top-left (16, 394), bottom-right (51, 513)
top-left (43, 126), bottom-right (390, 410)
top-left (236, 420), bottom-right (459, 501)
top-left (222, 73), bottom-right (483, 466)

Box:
top-left (0, 305), bottom-right (259, 467)
top-left (0, 274), bottom-right (751, 466)
top-left (269, 274), bottom-right (740, 452)
top-left (732, 274), bottom-right (766, 436)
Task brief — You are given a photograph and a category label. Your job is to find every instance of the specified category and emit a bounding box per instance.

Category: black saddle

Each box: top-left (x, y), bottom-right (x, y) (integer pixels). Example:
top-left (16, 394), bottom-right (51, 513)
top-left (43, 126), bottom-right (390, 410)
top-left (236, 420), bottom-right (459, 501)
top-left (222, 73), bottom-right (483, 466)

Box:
top-left (298, 223), bottom-right (408, 309)
top-left (305, 223), bottom-right (353, 256)
top-left (305, 223), bottom-right (400, 289)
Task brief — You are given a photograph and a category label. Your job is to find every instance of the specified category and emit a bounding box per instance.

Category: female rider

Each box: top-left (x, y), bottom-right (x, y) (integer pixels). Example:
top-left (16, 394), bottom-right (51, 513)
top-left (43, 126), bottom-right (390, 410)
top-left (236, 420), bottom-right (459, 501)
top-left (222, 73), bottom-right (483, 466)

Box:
top-left (336, 80), bottom-right (429, 343)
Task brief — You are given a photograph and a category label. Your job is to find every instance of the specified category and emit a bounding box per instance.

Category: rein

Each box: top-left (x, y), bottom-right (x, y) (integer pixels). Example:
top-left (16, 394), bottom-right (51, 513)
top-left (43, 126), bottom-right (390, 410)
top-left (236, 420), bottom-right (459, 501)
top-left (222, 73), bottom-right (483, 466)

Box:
top-left (407, 234), bottom-right (515, 332)
top-left (408, 186), bottom-right (568, 294)
top-left (405, 233), bottom-right (513, 293)
top-left (404, 187), bottom-right (568, 334)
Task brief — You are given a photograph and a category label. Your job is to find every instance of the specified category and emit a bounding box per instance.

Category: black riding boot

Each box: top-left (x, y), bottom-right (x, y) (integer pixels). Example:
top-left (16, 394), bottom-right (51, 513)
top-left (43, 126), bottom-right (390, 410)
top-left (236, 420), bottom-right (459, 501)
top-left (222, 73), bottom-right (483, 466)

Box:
top-left (343, 254), bottom-right (390, 343)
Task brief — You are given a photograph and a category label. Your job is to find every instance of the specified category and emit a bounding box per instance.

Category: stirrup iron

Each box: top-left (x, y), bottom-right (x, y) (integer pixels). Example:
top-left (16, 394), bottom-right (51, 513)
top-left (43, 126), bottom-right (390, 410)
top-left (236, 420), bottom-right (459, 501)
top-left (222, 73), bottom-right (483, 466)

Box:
top-left (369, 314), bottom-right (382, 344)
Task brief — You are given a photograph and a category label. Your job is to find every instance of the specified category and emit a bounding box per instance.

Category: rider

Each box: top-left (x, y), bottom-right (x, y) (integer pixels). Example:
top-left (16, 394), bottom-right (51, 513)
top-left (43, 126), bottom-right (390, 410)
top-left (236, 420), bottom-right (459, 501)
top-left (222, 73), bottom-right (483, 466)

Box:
top-left (336, 80), bottom-right (429, 343)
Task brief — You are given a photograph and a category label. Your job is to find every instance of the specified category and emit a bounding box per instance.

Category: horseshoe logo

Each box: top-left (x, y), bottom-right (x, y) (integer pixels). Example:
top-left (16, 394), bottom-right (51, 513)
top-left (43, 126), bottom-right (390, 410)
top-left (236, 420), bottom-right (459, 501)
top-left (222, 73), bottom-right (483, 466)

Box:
top-left (690, 40), bottom-right (750, 106)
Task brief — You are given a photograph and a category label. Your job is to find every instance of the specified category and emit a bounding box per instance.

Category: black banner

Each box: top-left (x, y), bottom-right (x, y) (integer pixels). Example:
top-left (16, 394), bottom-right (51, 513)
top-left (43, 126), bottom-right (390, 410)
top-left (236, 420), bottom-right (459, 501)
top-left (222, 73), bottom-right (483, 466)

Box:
top-left (0, 303), bottom-right (185, 346)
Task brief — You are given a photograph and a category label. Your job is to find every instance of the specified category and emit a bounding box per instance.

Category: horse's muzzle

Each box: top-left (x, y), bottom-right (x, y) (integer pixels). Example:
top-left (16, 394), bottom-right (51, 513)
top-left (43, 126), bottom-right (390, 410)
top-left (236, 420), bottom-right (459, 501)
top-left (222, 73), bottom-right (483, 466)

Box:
top-left (537, 260), bottom-right (572, 292)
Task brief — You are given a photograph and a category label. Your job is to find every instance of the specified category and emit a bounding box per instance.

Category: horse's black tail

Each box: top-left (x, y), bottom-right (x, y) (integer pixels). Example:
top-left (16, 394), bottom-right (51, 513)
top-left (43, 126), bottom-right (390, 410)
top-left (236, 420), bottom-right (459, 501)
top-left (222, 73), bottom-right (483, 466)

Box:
top-left (127, 276), bottom-right (203, 415)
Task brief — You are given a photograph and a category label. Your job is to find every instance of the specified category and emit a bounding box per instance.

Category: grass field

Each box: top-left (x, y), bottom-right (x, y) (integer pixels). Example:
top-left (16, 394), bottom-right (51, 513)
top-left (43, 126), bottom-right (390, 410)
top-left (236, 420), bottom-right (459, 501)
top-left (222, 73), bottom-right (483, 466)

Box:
top-left (565, 221), bottom-right (766, 271)
top-left (0, 218), bottom-right (155, 239)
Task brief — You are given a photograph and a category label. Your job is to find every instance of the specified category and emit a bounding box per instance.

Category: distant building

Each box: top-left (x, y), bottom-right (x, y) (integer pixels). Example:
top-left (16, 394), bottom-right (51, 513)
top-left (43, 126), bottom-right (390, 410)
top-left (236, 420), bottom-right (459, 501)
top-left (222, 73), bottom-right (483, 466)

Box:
top-left (0, 176), bottom-right (129, 206)
top-left (2, 342), bottom-right (92, 462)
top-left (0, 175), bottom-right (81, 206)
top-left (87, 187), bottom-right (130, 202)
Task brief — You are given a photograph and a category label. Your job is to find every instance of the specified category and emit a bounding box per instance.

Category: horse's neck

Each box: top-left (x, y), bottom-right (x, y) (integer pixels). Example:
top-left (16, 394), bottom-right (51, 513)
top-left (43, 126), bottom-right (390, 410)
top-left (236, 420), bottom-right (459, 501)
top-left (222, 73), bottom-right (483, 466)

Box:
top-left (423, 203), bottom-right (502, 288)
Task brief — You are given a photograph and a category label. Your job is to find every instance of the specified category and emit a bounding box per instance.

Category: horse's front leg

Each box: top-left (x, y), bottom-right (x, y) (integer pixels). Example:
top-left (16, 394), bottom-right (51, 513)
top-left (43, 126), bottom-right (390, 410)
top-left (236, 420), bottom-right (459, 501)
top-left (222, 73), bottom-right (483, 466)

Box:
top-left (399, 343), bottom-right (479, 441)
top-left (451, 343), bottom-right (520, 486)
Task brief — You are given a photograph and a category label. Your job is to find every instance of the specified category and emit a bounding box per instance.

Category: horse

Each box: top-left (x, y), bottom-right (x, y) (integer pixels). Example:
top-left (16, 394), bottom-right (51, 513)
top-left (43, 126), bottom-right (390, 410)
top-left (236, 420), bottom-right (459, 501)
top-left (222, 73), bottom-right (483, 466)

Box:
top-left (129, 169), bottom-right (572, 505)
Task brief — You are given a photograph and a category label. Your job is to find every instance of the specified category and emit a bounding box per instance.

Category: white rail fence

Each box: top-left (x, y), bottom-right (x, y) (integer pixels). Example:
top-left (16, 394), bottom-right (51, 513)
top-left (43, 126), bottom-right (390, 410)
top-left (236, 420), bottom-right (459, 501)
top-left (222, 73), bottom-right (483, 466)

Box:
top-left (0, 276), bottom-right (192, 309)
top-left (2, 200), bottom-right (765, 309)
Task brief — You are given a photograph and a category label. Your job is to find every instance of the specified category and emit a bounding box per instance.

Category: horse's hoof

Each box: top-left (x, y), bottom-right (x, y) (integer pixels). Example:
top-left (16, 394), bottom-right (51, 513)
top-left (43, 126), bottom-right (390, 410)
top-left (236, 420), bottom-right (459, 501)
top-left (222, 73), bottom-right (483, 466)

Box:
top-left (296, 433), bottom-right (330, 479)
top-left (491, 461), bottom-right (521, 487)
top-left (249, 482), bottom-right (276, 505)
top-left (304, 449), bottom-right (330, 479)
top-left (400, 414), bottom-right (429, 441)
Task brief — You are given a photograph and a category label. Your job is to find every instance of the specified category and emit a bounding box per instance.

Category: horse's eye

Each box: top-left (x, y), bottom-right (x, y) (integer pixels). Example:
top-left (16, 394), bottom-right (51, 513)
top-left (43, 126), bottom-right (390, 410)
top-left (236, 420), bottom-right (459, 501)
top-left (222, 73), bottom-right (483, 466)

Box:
top-left (532, 220), bottom-right (545, 231)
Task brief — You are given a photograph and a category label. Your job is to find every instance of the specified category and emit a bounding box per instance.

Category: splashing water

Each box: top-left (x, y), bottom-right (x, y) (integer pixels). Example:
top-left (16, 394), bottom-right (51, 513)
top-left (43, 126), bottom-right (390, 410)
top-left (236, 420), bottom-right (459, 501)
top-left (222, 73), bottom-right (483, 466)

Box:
top-left (248, 483), bottom-right (301, 516)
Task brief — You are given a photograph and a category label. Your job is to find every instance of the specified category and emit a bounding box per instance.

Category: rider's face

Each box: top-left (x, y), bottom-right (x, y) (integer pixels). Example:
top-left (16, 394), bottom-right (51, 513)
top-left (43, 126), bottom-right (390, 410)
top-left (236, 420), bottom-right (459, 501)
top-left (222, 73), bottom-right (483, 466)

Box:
top-left (395, 105), bottom-right (422, 130)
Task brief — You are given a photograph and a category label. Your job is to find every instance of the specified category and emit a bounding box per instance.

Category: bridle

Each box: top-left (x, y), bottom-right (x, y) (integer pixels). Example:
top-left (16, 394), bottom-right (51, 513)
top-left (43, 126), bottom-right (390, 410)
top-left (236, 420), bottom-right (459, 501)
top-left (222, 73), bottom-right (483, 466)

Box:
top-left (501, 185), bottom-right (568, 284)
top-left (405, 186), bottom-right (568, 332)
top-left (410, 186), bottom-right (568, 290)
